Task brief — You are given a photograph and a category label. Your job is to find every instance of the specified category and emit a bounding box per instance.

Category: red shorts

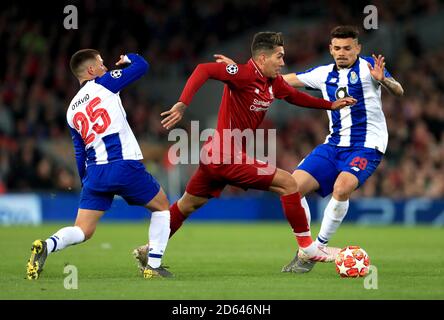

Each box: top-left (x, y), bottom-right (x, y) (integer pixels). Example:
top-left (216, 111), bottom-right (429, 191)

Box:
top-left (185, 159), bottom-right (277, 198)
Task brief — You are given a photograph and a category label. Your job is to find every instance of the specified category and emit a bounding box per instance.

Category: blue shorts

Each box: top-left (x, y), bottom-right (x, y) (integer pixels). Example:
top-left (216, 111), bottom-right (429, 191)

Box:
top-left (79, 160), bottom-right (161, 211)
top-left (297, 144), bottom-right (383, 197)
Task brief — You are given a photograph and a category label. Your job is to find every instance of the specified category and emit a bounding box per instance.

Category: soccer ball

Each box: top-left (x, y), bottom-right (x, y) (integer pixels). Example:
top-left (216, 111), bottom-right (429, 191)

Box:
top-left (335, 246), bottom-right (370, 278)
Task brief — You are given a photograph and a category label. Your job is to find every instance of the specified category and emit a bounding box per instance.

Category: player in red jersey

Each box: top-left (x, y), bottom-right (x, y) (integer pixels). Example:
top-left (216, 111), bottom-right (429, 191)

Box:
top-left (134, 32), bottom-right (356, 271)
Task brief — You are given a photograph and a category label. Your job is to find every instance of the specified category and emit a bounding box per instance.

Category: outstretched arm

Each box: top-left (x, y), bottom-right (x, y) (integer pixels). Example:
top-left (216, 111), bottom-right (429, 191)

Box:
top-left (95, 53), bottom-right (149, 93)
top-left (367, 54), bottom-right (404, 97)
top-left (380, 77), bottom-right (404, 97)
top-left (161, 62), bottom-right (250, 129)
top-left (161, 102), bottom-right (187, 130)
top-left (282, 73), bottom-right (306, 88)
top-left (284, 89), bottom-right (356, 110)
top-left (276, 76), bottom-right (356, 110)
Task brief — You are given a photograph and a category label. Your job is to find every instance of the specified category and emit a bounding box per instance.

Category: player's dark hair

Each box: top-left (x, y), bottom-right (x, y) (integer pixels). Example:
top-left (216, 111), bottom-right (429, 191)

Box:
top-left (70, 49), bottom-right (100, 78)
top-left (330, 26), bottom-right (359, 40)
top-left (251, 32), bottom-right (284, 57)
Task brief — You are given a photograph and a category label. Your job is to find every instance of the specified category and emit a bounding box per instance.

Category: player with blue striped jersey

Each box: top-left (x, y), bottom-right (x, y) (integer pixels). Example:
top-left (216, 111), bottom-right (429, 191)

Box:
top-left (279, 26), bottom-right (404, 273)
top-left (214, 25), bottom-right (404, 273)
top-left (27, 49), bottom-right (172, 280)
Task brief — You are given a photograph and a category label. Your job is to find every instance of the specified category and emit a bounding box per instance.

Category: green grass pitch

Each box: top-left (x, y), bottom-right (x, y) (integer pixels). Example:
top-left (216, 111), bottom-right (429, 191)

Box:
top-left (1, 222), bottom-right (443, 300)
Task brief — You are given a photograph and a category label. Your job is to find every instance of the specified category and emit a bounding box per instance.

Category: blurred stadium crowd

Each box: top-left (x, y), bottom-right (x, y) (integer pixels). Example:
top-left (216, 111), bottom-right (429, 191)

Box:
top-left (0, 0), bottom-right (443, 198)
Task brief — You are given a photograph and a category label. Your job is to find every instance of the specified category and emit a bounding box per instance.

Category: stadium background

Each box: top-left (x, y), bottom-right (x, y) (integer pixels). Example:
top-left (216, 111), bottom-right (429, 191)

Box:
top-left (1, 0), bottom-right (444, 301)
top-left (1, 0), bottom-right (444, 224)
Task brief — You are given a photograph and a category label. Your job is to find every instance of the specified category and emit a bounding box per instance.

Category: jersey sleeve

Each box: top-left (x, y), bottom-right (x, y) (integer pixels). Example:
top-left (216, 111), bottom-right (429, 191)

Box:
top-left (273, 76), bottom-right (332, 110)
top-left (296, 66), bottom-right (325, 90)
top-left (69, 127), bottom-right (87, 181)
top-left (95, 53), bottom-right (149, 93)
top-left (179, 62), bottom-right (251, 106)
top-left (362, 56), bottom-right (392, 78)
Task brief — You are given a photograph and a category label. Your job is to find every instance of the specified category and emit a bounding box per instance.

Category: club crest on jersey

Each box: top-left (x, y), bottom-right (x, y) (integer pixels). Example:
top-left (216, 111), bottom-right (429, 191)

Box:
top-left (226, 64), bottom-right (238, 75)
top-left (349, 71), bottom-right (358, 84)
top-left (335, 87), bottom-right (350, 99)
top-left (110, 69), bottom-right (122, 79)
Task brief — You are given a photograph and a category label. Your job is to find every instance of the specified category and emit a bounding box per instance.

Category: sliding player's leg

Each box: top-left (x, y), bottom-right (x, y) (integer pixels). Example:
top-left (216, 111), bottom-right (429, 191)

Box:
top-left (169, 163), bottom-right (220, 237)
top-left (141, 187), bottom-right (175, 278)
top-left (133, 191), bottom-right (209, 273)
top-left (133, 164), bottom-right (216, 271)
top-left (268, 168), bottom-right (339, 263)
top-left (27, 208), bottom-right (103, 280)
top-left (281, 169), bottom-right (319, 273)
top-left (315, 172), bottom-right (355, 247)
top-left (317, 147), bottom-right (382, 247)
top-left (116, 160), bottom-right (174, 278)
top-left (26, 176), bottom-right (114, 280)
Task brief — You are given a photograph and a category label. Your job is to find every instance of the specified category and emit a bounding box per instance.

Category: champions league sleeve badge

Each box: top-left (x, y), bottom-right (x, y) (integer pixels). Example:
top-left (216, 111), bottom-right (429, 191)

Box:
top-left (226, 64), bottom-right (239, 75)
top-left (110, 69), bottom-right (122, 79)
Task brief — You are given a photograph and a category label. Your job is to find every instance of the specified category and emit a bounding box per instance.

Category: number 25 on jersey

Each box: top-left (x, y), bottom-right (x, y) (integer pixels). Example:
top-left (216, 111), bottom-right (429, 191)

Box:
top-left (73, 97), bottom-right (111, 144)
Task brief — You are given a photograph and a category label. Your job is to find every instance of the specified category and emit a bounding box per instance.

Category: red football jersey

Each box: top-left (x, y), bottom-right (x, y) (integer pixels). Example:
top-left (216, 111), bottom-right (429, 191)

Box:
top-left (179, 59), bottom-right (332, 160)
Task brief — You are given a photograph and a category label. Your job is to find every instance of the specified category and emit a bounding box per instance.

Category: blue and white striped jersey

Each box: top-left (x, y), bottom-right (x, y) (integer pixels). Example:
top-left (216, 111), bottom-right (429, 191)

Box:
top-left (297, 56), bottom-right (391, 153)
top-left (66, 53), bottom-right (149, 180)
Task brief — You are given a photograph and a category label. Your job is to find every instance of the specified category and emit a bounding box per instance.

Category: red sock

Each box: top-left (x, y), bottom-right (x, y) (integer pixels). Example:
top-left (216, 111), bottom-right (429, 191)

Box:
top-left (169, 202), bottom-right (187, 238)
top-left (280, 192), bottom-right (313, 248)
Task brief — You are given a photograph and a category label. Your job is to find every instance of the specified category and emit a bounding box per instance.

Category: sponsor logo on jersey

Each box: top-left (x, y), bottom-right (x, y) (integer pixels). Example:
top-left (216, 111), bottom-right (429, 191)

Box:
top-left (250, 99), bottom-right (271, 112)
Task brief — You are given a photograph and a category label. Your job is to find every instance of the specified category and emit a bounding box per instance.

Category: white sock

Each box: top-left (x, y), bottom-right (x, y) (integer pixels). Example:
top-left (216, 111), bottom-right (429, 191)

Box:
top-left (301, 197), bottom-right (311, 227)
top-left (45, 226), bottom-right (85, 255)
top-left (147, 210), bottom-right (171, 268)
top-left (316, 197), bottom-right (349, 246)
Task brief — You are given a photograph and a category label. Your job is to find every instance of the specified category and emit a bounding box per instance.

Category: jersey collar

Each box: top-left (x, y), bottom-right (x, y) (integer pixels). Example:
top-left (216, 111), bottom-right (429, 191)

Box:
top-left (248, 58), bottom-right (266, 81)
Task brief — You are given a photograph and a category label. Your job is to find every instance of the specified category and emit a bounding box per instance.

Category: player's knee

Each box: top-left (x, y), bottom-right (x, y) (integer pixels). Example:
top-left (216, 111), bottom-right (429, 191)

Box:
top-left (332, 183), bottom-right (353, 200)
top-left (281, 175), bottom-right (299, 195)
top-left (182, 201), bottom-right (204, 215)
top-left (76, 225), bottom-right (95, 241)
top-left (146, 189), bottom-right (170, 211)
top-left (154, 193), bottom-right (170, 211)
top-left (178, 193), bottom-right (209, 216)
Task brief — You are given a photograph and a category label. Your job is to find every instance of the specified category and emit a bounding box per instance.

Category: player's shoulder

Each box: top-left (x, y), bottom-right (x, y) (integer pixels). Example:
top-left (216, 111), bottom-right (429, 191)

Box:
top-left (359, 55), bottom-right (375, 66)
top-left (67, 82), bottom-right (93, 114)
top-left (296, 63), bottom-right (334, 76)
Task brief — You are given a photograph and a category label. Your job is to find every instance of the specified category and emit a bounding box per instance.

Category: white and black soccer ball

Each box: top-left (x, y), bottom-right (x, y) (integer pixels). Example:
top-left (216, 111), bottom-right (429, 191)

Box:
top-left (110, 69), bottom-right (122, 79)
top-left (226, 64), bottom-right (238, 75)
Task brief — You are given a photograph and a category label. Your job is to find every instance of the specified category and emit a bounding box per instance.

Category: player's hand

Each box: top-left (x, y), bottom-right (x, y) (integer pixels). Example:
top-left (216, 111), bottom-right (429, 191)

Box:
top-left (115, 55), bottom-right (128, 66)
top-left (367, 54), bottom-right (386, 82)
top-left (161, 102), bottom-right (187, 130)
top-left (331, 97), bottom-right (357, 110)
top-left (214, 54), bottom-right (236, 65)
